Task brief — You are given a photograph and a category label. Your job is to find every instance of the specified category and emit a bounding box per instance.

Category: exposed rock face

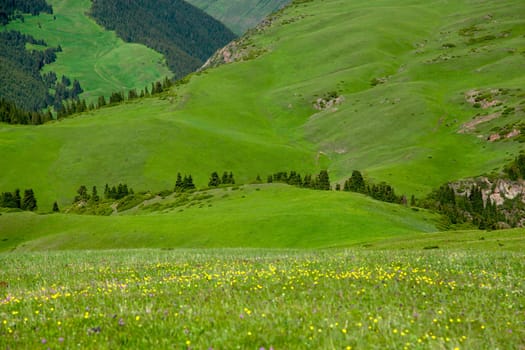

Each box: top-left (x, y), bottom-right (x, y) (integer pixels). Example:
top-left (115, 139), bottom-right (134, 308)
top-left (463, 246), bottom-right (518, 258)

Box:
top-left (450, 177), bottom-right (525, 206)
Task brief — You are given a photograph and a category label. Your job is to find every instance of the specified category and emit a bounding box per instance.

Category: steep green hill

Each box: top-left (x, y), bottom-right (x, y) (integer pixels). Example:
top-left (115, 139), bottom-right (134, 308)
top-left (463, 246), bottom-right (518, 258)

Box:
top-left (4, 0), bottom-right (172, 103)
top-left (1, 0), bottom-right (524, 243)
top-left (185, 0), bottom-right (290, 35)
top-left (89, 0), bottom-right (236, 79)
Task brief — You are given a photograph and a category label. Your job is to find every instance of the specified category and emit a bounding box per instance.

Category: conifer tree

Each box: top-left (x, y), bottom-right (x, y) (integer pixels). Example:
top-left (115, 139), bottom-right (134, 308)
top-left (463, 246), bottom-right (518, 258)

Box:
top-left (175, 173), bottom-right (183, 192)
top-left (91, 186), bottom-right (99, 202)
top-left (183, 175), bottom-right (195, 190)
top-left (21, 189), bottom-right (37, 211)
top-left (208, 172), bottom-right (221, 187)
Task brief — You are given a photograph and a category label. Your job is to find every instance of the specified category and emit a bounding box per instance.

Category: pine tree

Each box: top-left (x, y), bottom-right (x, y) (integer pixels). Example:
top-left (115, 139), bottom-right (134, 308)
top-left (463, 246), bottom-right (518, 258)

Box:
top-left (347, 170), bottom-right (366, 193)
top-left (91, 186), bottom-right (99, 202)
top-left (97, 96), bottom-right (106, 108)
top-left (175, 173), bottom-right (183, 192)
top-left (14, 189), bottom-right (21, 209)
top-left (52, 201), bottom-right (60, 212)
top-left (316, 170), bottom-right (330, 190)
top-left (183, 175), bottom-right (195, 190)
top-left (21, 189), bottom-right (37, 211)
top-left (208, 172), bottom-right (221, 187)
top-left (128, 89), bottom-right (138, 100)
top-left (302, 174), bottom-right (312, 188)
top-left (469, 185), bottom-right (484, 214)
top-left (75, 185), bottom-right (89, 202)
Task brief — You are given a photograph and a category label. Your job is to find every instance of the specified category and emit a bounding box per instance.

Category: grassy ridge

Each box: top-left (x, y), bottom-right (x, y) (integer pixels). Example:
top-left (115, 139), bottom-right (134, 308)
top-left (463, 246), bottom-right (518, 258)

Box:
top-left (0, 185), bottom-right (438, 252)
top-left (5, 0), bottom-right (172, 102)
top-left (185, 0), bottom-right (290, 35)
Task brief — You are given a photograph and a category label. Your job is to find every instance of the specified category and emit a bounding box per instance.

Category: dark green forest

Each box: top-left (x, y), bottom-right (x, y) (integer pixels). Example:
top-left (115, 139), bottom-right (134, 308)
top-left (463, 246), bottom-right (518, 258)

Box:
top-left (0, 30), bottom-right (78, 112)
top-left (0, 1), bottom-right (85, 119)
top-left (0, 0), bottom-right (52, 25)
top-left (89, 0), bottom-right (236, 79)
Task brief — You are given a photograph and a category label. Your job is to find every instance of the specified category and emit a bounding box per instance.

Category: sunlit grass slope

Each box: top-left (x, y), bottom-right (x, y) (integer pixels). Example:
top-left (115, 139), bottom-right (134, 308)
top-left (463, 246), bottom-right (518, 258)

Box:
top-left (0, 0), bottom-right (524, 215)
top-left (0, 184), bottom-right (439, 252)
top-left (5, 0), bottom-right (172, 101)
top-left (185, 0), bottom-right (290, 35)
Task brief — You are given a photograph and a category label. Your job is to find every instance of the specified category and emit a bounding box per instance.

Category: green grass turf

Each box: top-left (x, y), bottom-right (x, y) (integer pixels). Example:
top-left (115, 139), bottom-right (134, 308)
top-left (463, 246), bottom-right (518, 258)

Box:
top-left (5, 0), bottom-right (172, 102)
top-left (0, 248), bottom-right (523, 348)
top-left (0, 184), bottom-right (439, 252)
top-left (351, 228), bottom-right (525, 251)
top-left (185, 0), bottom-right (290, 35)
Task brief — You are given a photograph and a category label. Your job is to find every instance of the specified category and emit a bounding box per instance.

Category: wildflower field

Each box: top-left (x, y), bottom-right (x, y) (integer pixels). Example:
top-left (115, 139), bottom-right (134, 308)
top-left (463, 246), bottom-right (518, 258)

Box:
top-left (0, 249), bottom-right (523, 349)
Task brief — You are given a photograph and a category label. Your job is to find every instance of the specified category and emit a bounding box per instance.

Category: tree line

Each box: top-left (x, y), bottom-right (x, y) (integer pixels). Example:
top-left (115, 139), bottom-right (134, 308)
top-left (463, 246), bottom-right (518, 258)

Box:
top-left (342, 170), bottom-right (406, 204)
top-left (56, 77), bottom-right (173, 119)
top-left (419, 154), bottom-right (525, 229)
top-left (0, 30), bottom-right (82, 122)
top-left (73, 183), bottom-right (135, 204)
top-left (0, 189), bottom-right (37, 211)
top-left (422, 184), bottom-right (506, 230)
top-left (89, 0), bottom-right (236, 79)
top-left (266, 170), bottom-right (331, 190)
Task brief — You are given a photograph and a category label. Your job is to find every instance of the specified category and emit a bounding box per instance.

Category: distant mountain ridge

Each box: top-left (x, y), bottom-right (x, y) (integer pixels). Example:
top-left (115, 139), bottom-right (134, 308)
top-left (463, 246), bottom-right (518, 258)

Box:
top-left (185, 0), bottom-right (291, 35)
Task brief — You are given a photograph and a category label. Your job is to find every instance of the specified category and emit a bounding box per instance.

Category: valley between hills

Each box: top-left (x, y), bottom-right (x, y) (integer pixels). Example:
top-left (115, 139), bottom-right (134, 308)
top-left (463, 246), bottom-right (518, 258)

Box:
top-left (0, 0), bottom-right (524, 348)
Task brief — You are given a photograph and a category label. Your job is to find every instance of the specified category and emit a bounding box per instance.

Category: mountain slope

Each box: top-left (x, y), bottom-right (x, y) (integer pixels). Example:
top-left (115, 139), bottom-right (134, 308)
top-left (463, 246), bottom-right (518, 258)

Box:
top-left (5, 0), bottom-right (172, 103)
top-left (185, 0), bottom-right (290, 35)
top-left (89, 0), bottom-right (236, 79)
top-left (0, 0), bottom-right (524, 223)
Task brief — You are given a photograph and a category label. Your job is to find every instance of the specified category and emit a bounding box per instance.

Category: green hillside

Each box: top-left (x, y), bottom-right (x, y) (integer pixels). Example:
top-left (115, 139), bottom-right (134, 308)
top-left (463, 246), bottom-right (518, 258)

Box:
top-left (0, 184), bottom-right (439, 252)
top-left (0, 0), bottom-right (524, 242)
top-left (185, 0), bottom-right (290, 35)
top-left (5, 0), bottom-right (172, 103)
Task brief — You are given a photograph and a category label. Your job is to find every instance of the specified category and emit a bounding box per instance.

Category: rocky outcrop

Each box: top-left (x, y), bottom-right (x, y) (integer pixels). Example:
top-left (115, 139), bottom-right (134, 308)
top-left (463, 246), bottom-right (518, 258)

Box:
top-left (450, 176), bottom-right (525, 206)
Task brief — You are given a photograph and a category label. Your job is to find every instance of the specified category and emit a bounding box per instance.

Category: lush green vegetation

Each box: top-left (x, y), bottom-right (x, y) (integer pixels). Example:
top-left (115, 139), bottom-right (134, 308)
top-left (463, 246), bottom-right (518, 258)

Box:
top-left (2, 0), bottom-right (523, 209)
top-left (185, 0), bottom-right (290, 35)
top-left (0, 248), bottom-right (523, 348)
top-left (0, 30), bottom-right (82, 113)
top-left (0, 184), bottom-right (438, 252)
top-left (5, 0), bottom-right (172, 104)
top-left (89, 0), bottom-right (236, 79)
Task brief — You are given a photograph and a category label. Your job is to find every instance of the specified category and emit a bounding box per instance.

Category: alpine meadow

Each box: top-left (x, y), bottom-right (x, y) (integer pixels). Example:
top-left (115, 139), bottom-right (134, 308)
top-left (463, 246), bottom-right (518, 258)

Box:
top-left (0, 0), bottom-right (524, 349)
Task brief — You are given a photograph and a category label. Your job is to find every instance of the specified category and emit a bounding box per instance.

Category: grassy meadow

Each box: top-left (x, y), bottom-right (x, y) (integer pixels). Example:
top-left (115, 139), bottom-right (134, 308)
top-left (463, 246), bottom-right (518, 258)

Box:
top-left (0, 184), bottom-right (439, 252)
top-left (5, 0), bottom-right (172, 102)
top-left (0, 248), bottom-right (523, 349)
